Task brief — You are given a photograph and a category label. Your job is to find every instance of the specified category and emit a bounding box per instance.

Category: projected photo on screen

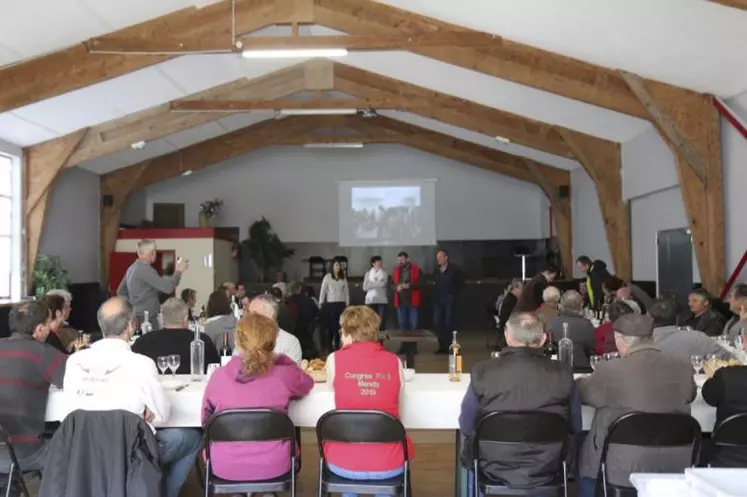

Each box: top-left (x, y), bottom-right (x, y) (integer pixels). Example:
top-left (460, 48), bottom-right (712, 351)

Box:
top-left (351, 186), bottom-right (423, 243)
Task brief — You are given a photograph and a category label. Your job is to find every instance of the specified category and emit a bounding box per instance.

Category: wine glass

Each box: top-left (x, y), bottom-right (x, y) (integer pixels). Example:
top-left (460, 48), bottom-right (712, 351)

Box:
top-left (157, 356), bottom-right (169, 375)
top-left (590, 355), bottom-right (602, 371)
top-left (167, 354), bottom-right (180, 378)
top-left (690, 355), bottom-right (704, 375)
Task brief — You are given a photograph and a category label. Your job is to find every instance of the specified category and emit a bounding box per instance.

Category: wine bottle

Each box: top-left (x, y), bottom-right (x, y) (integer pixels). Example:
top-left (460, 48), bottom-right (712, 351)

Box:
top-left (190, 326), bottom-right (205, 381)
top-left (141, 311), bottom-right (153, 335)
top-left (448, 330), bottom-right (462, 382)
top-left (558, 322), bottom-right (574, 371)
top-left (220, 332), bottom-right (232, 366)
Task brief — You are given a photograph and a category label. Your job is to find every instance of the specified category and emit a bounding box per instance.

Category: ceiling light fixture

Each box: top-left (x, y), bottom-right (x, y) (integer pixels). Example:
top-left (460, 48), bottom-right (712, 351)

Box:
top-left (242, 48), bottom-right (348, 59)
top-left (279, 108), bottom-right (358, 116)
top-left (130, 141), bottom-right (146, 150)
top-left (303, 143), bottom-right (364, 149)
top-left (494, 136), bottom-right (511, 144)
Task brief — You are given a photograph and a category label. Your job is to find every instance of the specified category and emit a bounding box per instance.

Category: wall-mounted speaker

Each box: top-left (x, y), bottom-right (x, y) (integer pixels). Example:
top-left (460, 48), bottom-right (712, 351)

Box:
top-left (558, 185), bottom-right (570, 198)
top-left (102, 194), bottom-right (114, 206)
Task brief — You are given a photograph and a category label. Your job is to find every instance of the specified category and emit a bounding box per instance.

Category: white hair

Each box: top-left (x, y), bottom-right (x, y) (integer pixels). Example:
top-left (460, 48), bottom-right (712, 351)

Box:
top-left (506, 313), bottom-right (545, 347)
top-left (46, 289), bottom-right (72, 304)
top-left (542, 286), bottom-right (561, 304)
top-left (136, 239), bottom-right (156, 257)
top-left (560, 290), bottom-right (584, 315)
top-left (272, 282), bottom-right (289, 298)
top-left (161, 298), bottom-right (188, 327)
top-left (251, 294), bottom-right (279, 319)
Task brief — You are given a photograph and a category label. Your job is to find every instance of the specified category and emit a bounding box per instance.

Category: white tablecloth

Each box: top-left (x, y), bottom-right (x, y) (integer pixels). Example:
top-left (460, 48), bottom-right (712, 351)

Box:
top-left (45, 373), bottom-right (717, 432)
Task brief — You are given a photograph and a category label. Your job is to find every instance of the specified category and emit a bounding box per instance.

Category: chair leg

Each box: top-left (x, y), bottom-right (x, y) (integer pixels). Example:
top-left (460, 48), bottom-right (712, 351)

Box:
top-left (194, 458), bottom-right (205, 490)
top-left (562, 461), bottom-right (568, 497)
top-left (317, 459), bottom-right (324, 497)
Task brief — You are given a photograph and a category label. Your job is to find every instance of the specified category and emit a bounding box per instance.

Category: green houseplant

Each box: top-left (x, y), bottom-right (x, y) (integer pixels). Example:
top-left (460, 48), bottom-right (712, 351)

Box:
top-left (33, 254), bottom-right (71, 297)
top-left (245, 217), bottom-right (295, 282)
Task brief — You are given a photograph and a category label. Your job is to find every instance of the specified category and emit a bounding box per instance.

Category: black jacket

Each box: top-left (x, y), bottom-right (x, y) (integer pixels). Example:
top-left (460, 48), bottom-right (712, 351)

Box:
top-left (684, 308), bottom-right (726, 337)
top-left (39, 410), bottom-right (162, 497)
top-left (702, 366), bottom-right (747, 467)
top-left (585, 260), bottom-right (610, 309)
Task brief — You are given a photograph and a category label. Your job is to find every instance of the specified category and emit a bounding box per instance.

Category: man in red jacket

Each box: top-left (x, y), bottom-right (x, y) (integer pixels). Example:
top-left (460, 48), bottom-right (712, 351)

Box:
top-left (392, 252), bottom-right (422, 355)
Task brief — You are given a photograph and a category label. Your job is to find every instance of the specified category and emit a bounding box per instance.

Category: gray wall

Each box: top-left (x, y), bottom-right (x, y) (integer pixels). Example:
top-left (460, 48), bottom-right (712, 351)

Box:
top-left (39, 167), bottom-right (100, 283)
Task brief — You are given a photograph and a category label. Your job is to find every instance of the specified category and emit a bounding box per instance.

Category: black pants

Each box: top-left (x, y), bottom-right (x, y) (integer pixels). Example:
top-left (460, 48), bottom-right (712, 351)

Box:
top-left (323, 302), bottom-right (347, 352)
top-left (367, 303), bottom-right (388, 331)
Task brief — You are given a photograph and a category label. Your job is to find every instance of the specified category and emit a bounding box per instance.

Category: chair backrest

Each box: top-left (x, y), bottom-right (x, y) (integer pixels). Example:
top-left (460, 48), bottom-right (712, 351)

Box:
top-left (471, 411), bottom-right (569, 461)
top-left (601, 412), bottom-right (702, 465)
top-left (204, 408), bottom-right (297, 462)
top-left (713, 413), bottom-right (747, 447)
top-left (316, 410), bottom-right (409, 460)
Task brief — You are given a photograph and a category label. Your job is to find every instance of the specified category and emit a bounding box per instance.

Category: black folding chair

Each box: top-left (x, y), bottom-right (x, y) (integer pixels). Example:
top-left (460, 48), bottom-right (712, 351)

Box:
top-left (595, 412), bottom-right (701, 497)
top-left (709, 412), bottom-right (747, 467)
top-left (471, 411), bottom-right (569, 497)
top-left (316, 410), bottom-right (411, 497)
top-left (0, 425), bottom-right (36, 497)
top-left (203, 409), bottom-right (298, 497)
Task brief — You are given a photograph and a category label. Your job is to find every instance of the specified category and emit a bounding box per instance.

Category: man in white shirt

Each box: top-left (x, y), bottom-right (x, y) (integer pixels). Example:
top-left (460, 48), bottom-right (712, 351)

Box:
top-left (235, 294), bottom-right (302, 363)
top-left (64, 297), bottom-right (201, 497)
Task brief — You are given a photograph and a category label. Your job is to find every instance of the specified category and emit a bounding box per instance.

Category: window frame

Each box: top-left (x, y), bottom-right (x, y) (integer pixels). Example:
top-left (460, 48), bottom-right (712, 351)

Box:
top-left (0, 144), bottom-right (23, 302)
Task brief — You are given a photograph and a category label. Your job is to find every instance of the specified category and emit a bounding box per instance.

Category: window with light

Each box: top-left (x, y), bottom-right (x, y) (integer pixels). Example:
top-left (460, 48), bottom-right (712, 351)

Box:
top-left (0, 152), bottom-right (21, 301)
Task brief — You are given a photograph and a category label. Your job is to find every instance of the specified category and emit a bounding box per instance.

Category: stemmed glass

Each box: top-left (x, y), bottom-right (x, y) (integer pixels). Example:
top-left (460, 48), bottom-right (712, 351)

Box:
top-left (603, 352), bottom-right (619, 361)
top-left (167, 354), bottom-right (181, 378)
top-left (690, 355), bottom-right (704, 375)
top-left (590, 355), bottom-right (602, 371)
top-left (157, 356), bottom-right (169, 376)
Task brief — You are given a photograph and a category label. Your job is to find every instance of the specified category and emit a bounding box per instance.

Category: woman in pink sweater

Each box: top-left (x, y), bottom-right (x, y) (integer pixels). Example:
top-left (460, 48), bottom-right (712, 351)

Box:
top-left (201, 313), bottom-right (314, 481)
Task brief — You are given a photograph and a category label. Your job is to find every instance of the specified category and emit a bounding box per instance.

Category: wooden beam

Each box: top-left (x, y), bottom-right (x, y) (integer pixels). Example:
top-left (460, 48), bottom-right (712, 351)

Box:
top-left (313, 0), bottom-right (710, 120)
top-left (0, 0), bottom-right (282, 113)
top-left (621, 76), bottom-right (725, 293)
top-left (23, 128), bottom-right (89, 291)
top-left (710, 0), bottom-right (747, 10)
top-left (619, 71), bottom-right (708, 183)
top-left (34, 63), bottom-right (308, 168)
top-left (556, 128), bottom-right (630, 282)
top-left (521, 158), bottom-right (572, 275)
top-left (332, 62), bottom-right (576, 159)
top-left (88, 32), bottom-right (501, 54)
top-left (169, 97), bottom-right (435, 112)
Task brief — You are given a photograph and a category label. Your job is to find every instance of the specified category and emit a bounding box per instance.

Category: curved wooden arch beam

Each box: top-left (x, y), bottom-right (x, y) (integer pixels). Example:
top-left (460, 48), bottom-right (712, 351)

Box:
top-left (620, 71), bottom-right (724, 293)
top-left (556, 128), bottom-right (631, 282)
top-left (24, 128), bottom-right (89, 291)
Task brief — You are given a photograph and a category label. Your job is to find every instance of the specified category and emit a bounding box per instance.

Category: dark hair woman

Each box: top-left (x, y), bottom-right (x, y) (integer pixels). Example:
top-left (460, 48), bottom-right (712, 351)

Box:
top-left (319, 260), bottom-right (350, 351)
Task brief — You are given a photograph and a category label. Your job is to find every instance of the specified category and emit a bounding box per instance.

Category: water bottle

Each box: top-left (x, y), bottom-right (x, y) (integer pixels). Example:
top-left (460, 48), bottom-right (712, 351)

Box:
top-left (558, 322), bottom-right (574, 371)
top-left (157, 310), bottom-right (164, 330)
top-left (141, 311), bottom-right (153, 335)
top-left (190, 326), bottom-right (205, 381)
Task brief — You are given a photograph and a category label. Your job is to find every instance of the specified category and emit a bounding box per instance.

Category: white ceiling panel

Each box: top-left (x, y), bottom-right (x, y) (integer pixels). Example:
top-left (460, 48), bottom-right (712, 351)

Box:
top-left (0, 113), bottom-right (58, 147)
top-left (78, 0), bottom-right (191, 30)
top-left (108, 139), bottom-right (177, 170)
top-left (0, 43), bottom-right (21, 67)
top-left (379, 111), bottom-right (582, 171)
top-left (0, 1), bottom-right (110, 62)
top-left (342, 51), bottom-right (650, 142)
top-left (76, 153), bottom-right (126, 175)
top-left (163, 121), bottom-right (227, 149)
top-left (95, 67), bottom-right (186, 114)
top-left (217, 112), bottom-right (274, 132)
top-left (156, 55), bottom-right (247, 95)
top-left (377, 0), bottom-right (747, 97)
top-left (237, 57), bottom-right (309, 80)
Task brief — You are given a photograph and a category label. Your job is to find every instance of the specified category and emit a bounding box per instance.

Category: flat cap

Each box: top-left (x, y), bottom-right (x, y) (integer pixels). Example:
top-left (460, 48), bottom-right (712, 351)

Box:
top-left (612, 313), bottom-right (654, 337)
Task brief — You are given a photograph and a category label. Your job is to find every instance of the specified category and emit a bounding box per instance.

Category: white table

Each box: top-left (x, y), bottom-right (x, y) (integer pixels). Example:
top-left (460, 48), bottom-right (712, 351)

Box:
top-left (45, 373), bottom-right (717, 432)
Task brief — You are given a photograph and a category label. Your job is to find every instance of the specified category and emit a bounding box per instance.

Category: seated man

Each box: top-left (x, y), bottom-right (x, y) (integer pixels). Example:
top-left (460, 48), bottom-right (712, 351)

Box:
top-left (0, 300), bottom-right (67, 475)
top-left (650, 297), bottom-right (732, 360)
top-left (133, 297), bottom-right (220, 373)
top-left (548, 290), bottom-right (596, 370)
top-left (683, 288), bottom-right (725, 337)
top-left (535, 286), bottom-right (560, 331)
top-left (239, 294), bottom-right (302, 364)
top-left (576, 314), bottom-right (696, 497)
top-left (460, 313), bottom-right (579, 490)
top-left (63, 297), bottom-right (201, 497)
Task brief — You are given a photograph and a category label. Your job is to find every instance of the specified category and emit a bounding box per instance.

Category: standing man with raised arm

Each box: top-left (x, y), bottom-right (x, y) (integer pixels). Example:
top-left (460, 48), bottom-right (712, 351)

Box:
top-left (117, 239), bottom-right (188, 322)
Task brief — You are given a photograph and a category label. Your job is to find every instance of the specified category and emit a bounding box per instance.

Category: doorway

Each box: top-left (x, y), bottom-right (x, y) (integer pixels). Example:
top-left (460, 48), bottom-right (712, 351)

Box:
top-left (656, 227), bottom-right (694, 312)
top-left (152, 203), bottom-right (185, 228)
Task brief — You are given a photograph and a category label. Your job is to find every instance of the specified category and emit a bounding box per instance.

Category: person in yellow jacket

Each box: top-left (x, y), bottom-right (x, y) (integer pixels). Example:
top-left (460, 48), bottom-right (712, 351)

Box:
top-left (576, 255), bottom-right (611, 310)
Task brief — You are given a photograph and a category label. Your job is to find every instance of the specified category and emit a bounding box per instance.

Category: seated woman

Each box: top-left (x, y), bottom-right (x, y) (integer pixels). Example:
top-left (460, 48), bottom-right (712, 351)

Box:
top-left (324, 306), bottom-right (413, 497)
top-left (593, 300), bottom-right (635, 355)
top-left (44, 294), bottom-right (85, 354)
top-left (201, 313), bottom-right (314, 482)
top-left (203, 290), bottom-right (237, 349)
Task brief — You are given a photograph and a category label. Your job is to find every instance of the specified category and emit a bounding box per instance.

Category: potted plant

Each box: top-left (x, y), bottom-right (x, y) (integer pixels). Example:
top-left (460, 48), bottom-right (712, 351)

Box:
top-left (33, 254), bottom-right (71, 298)
top-left (199, 198), bottom-right (223, 227)
top-left (244, 217), bottom-right (295, 282)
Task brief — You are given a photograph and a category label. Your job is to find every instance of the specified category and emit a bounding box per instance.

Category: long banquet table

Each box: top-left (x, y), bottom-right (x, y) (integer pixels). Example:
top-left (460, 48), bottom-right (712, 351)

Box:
top-left (45, 373), bottom-right (716, 432)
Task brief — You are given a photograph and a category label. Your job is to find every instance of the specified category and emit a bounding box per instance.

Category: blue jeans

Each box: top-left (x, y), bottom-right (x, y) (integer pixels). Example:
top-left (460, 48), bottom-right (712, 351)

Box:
top-left (156, 428), bottom-right (202, 497)
top-left (396, 306), bottom-right (419, 330)
top-left (434, 295), bottom-right (455, 350)
top-left (368, 304), bottom-right (388, 331)
top-left (328, 464), bottom-right (404, 497)
top-left (577, 476), bottom-right (596, 497)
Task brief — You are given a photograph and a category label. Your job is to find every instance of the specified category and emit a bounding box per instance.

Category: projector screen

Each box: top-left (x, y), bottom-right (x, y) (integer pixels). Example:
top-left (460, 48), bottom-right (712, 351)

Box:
top-left (338, 180), bottom-right (437, 247)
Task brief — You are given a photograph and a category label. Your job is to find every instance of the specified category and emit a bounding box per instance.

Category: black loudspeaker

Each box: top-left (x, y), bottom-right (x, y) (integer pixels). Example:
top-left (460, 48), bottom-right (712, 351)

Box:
top-left (558, 185), bottom-right (570, 198)
top-left (102, 194), bottom-right (114, 206)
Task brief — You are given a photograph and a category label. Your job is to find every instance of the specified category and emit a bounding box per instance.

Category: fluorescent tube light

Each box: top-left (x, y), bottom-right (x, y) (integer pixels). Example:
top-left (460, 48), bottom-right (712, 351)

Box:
top-left (279, 108), bottom-right (358, 116)
top-left (242, 48), bottom-right (348, 59)
top-left (494, 136), bottom-right (511, 144)
top-left (303, 143), bottom-right (364, 149)
top-left (130, 141), bottom-right (146, 150)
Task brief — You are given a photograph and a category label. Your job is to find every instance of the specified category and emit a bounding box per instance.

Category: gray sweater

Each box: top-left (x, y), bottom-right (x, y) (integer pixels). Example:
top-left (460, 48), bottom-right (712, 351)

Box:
top-left (116, 260), bottom-right (181, 319)
top-left (203, 315), bottom-right (238, 349)
top-left (653, 326), bottom-right (733, 362)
